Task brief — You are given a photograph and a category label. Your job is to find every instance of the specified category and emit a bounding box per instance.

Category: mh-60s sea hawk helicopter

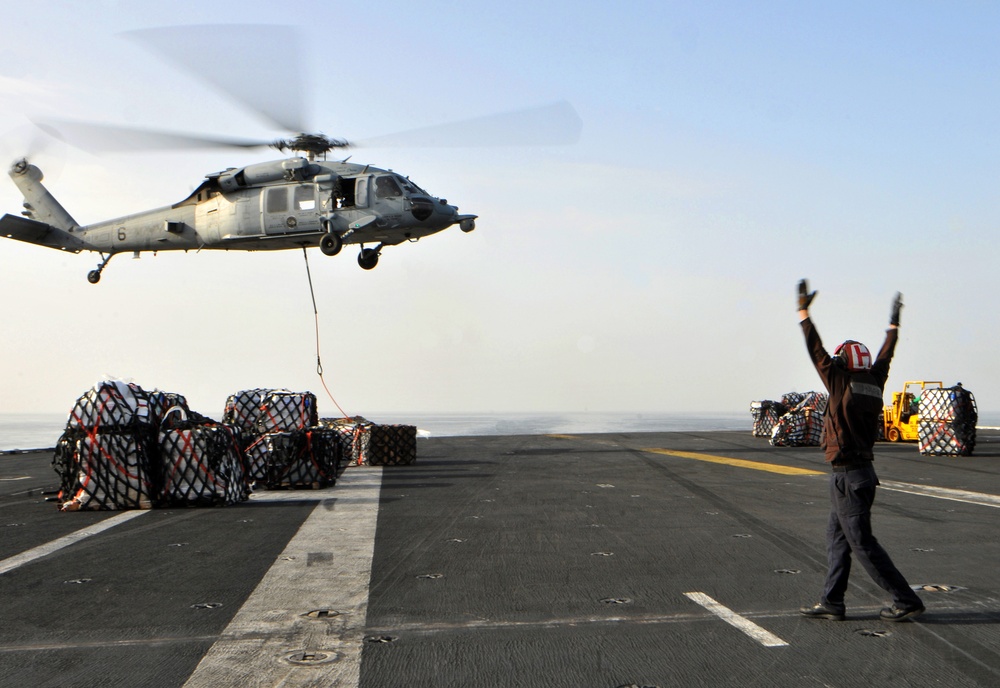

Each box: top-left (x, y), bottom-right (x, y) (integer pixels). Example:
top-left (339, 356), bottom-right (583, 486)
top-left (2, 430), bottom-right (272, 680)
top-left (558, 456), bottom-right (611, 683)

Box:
top-left (2, 133), bottom-right (477, 283)
top-left (0, 25), bottom-right (580, 283)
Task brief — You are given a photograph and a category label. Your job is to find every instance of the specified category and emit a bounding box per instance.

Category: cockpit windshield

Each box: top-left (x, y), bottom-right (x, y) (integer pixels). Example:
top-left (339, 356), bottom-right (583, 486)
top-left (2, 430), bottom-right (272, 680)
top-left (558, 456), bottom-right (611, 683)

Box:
top-left (375, 173), bottom-right (431, 199)
top-left (396, 175), bottom-right (429, 197)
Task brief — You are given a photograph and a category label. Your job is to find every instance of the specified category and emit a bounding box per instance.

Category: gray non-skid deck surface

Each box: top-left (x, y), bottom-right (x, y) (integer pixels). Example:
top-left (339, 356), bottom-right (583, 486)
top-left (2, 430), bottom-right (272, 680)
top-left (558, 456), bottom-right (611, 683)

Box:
top-left (2, 430), bottom-right (999, 687)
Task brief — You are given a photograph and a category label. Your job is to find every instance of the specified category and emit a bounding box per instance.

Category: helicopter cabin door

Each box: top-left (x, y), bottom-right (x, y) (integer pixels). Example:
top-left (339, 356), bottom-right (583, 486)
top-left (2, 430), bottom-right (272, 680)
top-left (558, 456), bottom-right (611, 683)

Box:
top-left (261, 184), bottom-right (321, 236)
top-left (327, 176), bottom-right (374, 232)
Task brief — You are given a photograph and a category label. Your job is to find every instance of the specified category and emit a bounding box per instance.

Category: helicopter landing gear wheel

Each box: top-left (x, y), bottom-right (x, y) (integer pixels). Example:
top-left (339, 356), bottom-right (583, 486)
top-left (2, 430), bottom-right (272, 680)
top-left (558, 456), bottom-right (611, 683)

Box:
top-left (358, 247), bottom-right (380, 270)
top-left (319, 232), bottom-right (343, 256)
top-left (87, 253), bottom-right (116, 285)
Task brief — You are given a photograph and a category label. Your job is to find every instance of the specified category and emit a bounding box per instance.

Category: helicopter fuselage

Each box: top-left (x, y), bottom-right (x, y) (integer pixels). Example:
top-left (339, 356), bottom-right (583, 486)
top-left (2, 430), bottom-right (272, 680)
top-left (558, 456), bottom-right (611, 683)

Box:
top-left (1, 157), bottom-right (477, 282)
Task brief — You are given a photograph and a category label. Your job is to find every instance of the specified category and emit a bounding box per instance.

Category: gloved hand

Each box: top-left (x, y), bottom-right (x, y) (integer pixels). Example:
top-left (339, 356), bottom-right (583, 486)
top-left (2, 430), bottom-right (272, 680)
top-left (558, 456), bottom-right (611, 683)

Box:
top-left (890, 292), bottom-right (903, 326)
top-left (798, 279), bottom-right (816, 311)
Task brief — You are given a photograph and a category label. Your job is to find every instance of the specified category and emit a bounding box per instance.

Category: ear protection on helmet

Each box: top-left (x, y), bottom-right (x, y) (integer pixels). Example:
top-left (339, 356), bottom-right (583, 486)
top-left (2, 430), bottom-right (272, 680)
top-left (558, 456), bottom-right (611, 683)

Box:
top-left (833, 340), bottom-right (872, 371)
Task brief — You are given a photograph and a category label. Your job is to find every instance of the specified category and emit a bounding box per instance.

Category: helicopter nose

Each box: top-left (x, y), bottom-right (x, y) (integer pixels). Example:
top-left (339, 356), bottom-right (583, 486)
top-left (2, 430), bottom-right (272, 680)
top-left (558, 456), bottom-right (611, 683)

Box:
top-left (409, 197), bottom-right (435, 222)
top-left (434, 198), bottom-right (460, 222)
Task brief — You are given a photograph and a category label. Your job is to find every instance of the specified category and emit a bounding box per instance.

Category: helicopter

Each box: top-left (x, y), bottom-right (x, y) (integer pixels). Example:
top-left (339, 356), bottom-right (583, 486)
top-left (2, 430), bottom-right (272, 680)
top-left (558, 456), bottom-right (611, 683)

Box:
top-left (2, 138), bottom-right (478, 282)
top-left (0, 25), bottom-right (580, 283)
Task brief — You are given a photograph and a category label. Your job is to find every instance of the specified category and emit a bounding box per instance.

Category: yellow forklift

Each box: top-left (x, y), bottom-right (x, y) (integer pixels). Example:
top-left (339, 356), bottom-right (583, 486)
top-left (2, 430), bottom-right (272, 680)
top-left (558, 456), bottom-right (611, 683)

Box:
top-left (883, 380), bottom-right (942, 442)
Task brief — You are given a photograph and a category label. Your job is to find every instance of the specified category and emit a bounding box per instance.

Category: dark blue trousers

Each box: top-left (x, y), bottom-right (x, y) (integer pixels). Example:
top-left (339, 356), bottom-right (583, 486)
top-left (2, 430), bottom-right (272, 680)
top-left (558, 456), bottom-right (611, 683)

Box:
top-left (821, 463), bottom-right (923, 611)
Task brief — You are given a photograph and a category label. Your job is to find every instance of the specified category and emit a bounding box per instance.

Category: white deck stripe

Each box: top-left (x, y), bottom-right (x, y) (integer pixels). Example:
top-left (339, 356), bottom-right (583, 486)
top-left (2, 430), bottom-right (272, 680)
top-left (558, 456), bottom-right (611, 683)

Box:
top-left (684, 592), bottom-right (788, 648)
top-left (881, 481), bottom-right (1000, 508)
top-left (183, 467), bottom-right (383, 688)
top-left (0, 510), bottom-right (149, 576)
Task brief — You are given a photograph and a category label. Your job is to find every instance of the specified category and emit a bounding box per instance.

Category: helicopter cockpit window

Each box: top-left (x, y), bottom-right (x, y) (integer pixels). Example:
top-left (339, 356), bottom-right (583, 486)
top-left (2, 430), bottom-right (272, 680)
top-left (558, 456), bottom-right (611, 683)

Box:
top-left (294, 185), bottom-right (316, 211)
top-left (375, 175), bottom-right (402, 199)
top-left (397, 176), bottom-right (426, 195)
top-left (266, 187), bottom-right (288, 213)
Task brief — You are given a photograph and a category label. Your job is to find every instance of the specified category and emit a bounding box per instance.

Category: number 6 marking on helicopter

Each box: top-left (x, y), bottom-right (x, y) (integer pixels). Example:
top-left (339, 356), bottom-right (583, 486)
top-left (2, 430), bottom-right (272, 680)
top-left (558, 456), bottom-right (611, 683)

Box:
top-left (117, 227), bottom-right (127, 241)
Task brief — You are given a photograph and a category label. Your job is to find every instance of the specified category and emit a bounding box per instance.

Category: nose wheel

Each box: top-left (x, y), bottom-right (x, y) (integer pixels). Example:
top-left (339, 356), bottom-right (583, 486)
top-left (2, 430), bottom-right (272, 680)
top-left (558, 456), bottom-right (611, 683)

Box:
top-left (87, 253), bottom-right (117, 284)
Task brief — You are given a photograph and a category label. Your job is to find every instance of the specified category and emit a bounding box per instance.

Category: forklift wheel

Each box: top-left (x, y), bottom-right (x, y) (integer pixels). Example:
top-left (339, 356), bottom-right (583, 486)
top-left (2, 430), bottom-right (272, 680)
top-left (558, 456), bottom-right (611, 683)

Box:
top-left (887, 427), bottom-right (900, 442)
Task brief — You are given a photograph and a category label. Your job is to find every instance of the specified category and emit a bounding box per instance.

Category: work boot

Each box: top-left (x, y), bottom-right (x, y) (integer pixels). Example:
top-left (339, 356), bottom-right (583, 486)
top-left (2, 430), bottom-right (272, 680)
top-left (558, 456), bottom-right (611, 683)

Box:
top-left (799, 602), bottom-right (845, 620)
top-left (880, 603), bottom-right (925, 622)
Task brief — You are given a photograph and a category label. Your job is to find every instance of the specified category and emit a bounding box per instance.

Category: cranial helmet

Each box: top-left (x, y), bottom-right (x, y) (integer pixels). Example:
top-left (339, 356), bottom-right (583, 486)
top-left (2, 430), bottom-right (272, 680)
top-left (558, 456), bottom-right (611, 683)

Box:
top-left (833, 340), bottom-right (872, 372)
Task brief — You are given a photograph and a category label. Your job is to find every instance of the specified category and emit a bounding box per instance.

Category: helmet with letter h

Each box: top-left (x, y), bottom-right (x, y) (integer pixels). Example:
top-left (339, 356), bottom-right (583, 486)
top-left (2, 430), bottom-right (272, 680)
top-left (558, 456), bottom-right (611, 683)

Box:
top-left (833, 340), bottom-right (872, 372)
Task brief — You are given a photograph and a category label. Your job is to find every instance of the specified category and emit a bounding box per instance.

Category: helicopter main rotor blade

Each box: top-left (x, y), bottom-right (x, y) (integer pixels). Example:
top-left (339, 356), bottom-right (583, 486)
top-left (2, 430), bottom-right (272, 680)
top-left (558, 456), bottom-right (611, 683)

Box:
top-left (123, 25), bottom-right (308, 134)
top-left (353, 101), bottom-right (583, 149)
top-left (34, 119), bottom-right (270, 153)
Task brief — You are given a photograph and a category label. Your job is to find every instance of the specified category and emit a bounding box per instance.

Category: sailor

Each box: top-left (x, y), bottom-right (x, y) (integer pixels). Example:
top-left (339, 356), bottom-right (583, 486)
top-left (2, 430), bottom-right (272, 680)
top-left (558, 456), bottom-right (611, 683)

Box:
top-left (796, 280), bottom-right (925, 622)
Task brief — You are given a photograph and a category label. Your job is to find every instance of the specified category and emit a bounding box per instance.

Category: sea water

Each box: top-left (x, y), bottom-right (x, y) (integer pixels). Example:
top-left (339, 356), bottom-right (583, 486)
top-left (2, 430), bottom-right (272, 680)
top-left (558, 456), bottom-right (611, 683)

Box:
top-left (0, 413), bottom-right (68, 452)
top-left (4, 410), bottom-right (995, 453)
top-left (0, 411), bottom-right (752, 452)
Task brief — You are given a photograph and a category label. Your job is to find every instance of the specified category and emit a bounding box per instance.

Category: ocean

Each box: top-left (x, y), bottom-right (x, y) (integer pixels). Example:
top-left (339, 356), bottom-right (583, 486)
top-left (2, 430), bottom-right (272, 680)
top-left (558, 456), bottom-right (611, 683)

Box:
top-left (5, 410), bottom-right (995, 453)
top-left (0, 412), bottom-right (751, 452)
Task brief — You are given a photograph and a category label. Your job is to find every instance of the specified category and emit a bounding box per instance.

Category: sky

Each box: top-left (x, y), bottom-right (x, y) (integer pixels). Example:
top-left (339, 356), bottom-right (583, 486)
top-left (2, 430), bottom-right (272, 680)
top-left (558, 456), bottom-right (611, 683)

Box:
top-left (1, 1), bottom-right (998, 420)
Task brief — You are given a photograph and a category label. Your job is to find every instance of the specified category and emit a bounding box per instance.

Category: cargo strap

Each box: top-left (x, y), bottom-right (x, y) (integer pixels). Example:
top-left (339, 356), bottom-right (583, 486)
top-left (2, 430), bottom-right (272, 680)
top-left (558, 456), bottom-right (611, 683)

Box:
top-left (303, 247), bottom-right (350, 419)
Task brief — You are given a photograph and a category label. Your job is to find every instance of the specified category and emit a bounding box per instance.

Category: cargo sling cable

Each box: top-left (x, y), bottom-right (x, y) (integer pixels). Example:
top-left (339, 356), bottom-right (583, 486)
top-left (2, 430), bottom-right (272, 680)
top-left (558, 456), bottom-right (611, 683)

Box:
top-left (302, 247), bottom-right (350, 419)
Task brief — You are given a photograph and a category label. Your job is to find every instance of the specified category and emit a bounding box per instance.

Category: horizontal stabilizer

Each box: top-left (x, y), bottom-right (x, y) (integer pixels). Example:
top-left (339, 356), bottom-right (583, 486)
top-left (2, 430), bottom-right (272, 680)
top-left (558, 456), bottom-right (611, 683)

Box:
top-left (0, 214), bottom-right (85, 252)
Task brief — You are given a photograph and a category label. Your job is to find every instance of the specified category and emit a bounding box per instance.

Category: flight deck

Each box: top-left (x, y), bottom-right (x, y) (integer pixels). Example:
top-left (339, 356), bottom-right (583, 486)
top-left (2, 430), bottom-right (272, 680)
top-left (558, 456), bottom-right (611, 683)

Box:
top-left (2, 430), bottom-right (999, 687)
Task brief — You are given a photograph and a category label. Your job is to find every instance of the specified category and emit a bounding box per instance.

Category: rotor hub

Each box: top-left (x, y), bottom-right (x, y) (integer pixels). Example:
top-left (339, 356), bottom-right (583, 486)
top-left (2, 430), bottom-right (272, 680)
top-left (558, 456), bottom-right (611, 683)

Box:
top-left (271, 134), bottom-right (350, 158)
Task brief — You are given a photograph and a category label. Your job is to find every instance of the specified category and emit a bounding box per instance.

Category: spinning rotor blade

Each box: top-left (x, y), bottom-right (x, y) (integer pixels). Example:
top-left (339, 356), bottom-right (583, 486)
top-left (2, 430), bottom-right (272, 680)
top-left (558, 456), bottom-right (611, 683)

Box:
top-left (354, 101), bottom-right (583, 149)
top-left (1, 122), bottom-right (68, 181)
top-left (36, 25), bottom-right (581, 157)
top-left (123, 25), bottom-right (307, 133)
top-left (34, 119), bottom-right (269, 153)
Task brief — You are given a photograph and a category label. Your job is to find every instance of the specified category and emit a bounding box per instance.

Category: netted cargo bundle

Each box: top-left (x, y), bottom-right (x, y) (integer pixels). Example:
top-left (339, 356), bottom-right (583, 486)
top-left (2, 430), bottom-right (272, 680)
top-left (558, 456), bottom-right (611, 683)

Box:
top-left (159, 406), bottom-right (218, 430)
top-left (781, 392), bottom-right (806, 408)
top-left (223, 388), bottom-right (275, 433)
top-left (66, 381), bottom-right (154, 433)
top-left (294, 429), bottom-right (343, 485)
top-left (366, 425), bottom-right (418, 466)
top-left (317, 415), bottom-right (372, 430)
top-left (146, 390), bottom-right (190, 428)
top-left (243, 434), bottom-right (272, 483)
top-left (245, 430), bottom-right (340, 489)
top-left (751, 401), bottom-right (787, 438)
top-left (770, 408), bottom-right (825, 447)
top-left (918, 386), bottom-right (978, 456)
top-left (319, 417), bottom-right (372, 466)
top-left (52, 429), bottom-right (157, 511)
top-left (159, 423), bottom-right (248, 506)
top-left (255, 391), bottom-right (318, 434)
top-left (794, 391), bottom-right (829, 416)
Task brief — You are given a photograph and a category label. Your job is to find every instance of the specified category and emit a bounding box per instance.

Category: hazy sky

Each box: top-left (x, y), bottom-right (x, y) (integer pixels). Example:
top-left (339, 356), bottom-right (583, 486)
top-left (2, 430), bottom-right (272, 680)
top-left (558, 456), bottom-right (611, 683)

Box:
top-left (1, 1), bottom-right (998, 419)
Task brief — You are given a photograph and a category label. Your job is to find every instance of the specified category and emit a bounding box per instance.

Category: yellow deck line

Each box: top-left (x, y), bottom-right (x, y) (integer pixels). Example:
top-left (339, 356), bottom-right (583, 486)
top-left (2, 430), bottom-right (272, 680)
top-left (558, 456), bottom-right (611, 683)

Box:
top-left (642, 448), bottom-right (823, 476)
